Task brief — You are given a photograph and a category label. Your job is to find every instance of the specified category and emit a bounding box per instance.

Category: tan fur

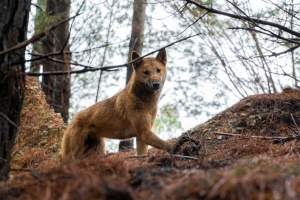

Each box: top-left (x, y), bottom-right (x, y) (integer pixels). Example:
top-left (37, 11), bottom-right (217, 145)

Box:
top-left (61, 49), bottom-right (172, 161)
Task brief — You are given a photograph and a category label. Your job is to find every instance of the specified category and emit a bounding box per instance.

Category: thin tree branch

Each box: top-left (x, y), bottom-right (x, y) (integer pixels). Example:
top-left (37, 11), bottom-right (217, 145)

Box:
top-left (177, 10), bottom-right (208, 36)
top-left (95, 0), bottom-right (115, 102)
top-left (0, 112), bottom-right (17, 128)
top-left (185, 0), bottom-right (300, 38)
top-left (229, 27), bottom-right (300, 44)
top-left (0, 14), bottom-right (81, 56)
top-left (31, 3), bottom-right (44, 12)
top-left (26, 32), bottom-right (203, 76)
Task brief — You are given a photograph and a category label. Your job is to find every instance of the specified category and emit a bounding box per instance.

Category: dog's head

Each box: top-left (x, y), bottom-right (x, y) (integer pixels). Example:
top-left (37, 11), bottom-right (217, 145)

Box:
top-left (131, 48), bottom-right (167, 93)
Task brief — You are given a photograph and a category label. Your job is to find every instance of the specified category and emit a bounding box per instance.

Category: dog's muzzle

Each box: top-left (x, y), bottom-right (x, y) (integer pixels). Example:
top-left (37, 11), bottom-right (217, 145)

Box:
top-left (147, 80), bottom-right (161, 91)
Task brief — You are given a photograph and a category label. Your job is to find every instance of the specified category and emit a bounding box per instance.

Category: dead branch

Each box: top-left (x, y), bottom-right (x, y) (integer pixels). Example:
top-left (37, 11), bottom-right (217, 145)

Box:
top-left (0, 14), bottom-right (80, 57)
top-left (171, 154), bottom-right (198, 160)
top-left (126, 155), bottom-right (148, 159)
top-left (177, 10), bottom-right (208, 36)
top-left (10, 168), bottom-right (33, 172)
top-left (26, 32), bottom-right (203, 76)
top-left (0, 112), bottom-right (17, 128)
top-left (229, 27), bottom-right (300, 44)
top-left (185, 0), bottom-right (300, 38)
top-left (214, 131), bottom-right (298, 144)
top-left (290, 114), bottom-right (300, 135)
top-left (127, 154), bottom-right (198, 160)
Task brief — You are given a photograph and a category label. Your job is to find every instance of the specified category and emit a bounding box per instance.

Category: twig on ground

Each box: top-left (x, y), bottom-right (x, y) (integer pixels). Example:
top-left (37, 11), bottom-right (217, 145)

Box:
top-left (10, 168), bottom-right (32, 172)
top-left (214, 131), bottom-right (290, 140)
top-left (290, 113), bottom-right (300, 134)
top-left (126, 153), bottom-right (198, 160)
top-left (214, 131), bottom-right (299, 144)
top-left (170, 154), bottom-right (198, 160)
top-left (11, 168), bottom-right (44, 182)
top-left (126, 155), bottom-right (148, 159)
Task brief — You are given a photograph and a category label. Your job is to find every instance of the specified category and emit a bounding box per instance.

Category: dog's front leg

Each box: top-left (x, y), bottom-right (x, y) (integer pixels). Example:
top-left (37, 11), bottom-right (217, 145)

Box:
top-left (140, 130), bottom-right (172, 152)
top-left (136, 138), bottom-right (148, 155)
top-left (131, 114), bottom-right (172, 152)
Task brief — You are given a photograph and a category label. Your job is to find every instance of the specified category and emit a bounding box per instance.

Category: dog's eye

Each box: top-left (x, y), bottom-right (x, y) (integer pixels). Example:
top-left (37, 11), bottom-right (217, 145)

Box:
top-left (156, 68), bottom-right (161, 73)
top-left (144, 71), bottom-right (150, 75)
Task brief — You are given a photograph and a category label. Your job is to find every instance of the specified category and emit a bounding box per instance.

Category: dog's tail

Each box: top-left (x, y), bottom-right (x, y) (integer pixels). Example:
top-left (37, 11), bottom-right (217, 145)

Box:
top-left (60, 116), bottom-right (85, 161)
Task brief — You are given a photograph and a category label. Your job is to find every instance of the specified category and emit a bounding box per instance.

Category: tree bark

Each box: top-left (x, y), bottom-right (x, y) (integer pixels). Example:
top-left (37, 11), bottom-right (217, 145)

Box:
top-left (0, 0), bottom-right (31, 180)
top-left (120, 0), bottom-right (147, 151)
top-left (125, 0), bottom-right (147, 83)
top-left (41, 0), bottom-right (71, 122)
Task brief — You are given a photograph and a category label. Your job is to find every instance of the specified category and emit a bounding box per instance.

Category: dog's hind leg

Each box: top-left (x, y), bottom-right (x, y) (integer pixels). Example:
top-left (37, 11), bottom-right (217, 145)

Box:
top-left (83, 135), bottom-right (105, 156)
top-left (61, 119), bottom-right (92, 161)
top-left (98, 137), bottom-right (105, 155)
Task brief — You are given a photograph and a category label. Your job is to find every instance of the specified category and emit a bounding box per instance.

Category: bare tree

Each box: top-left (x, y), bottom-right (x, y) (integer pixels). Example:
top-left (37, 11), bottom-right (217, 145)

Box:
top-left (171, 0), bottom-right (300, 98)
top-left (119, 0), bottom-right (147, 151)
top-left (41, 0), bottom-right (71, 122)
top-left (0, 0), bottom-right (31, 180)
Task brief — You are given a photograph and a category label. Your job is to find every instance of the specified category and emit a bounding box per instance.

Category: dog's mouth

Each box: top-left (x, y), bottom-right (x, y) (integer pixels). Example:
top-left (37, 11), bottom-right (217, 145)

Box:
top-left (132, 81), bottom-right (162, 98)
top-left (146, 80), bottom-right (161, 92)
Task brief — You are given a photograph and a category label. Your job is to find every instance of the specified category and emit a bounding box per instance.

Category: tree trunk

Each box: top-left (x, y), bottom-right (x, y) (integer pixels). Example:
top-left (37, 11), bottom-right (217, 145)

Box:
top-left (125, 0), bottom-right (147, 83)
top-left (119, 0), bottom-right (147, 151)
top-left (41, 0), bottom-right (71, 122)
top-left (0, 0), bottom-right (31, 180)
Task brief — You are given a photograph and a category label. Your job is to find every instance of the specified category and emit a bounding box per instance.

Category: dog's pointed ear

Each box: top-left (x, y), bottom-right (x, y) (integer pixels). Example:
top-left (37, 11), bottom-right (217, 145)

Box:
top-left (131, 51), bottom-right (142, 69)
top-left (156, 48), bottom-right (167, 65)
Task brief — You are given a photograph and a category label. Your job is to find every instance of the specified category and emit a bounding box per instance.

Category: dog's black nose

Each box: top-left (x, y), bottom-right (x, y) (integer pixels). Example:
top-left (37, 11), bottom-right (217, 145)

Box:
top-left (152, 81), bottom-right (160, 90)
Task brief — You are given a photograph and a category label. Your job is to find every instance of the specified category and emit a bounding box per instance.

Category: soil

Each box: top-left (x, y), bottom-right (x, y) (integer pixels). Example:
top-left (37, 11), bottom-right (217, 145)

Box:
top-left (1, 78), bottom-right (300, 200)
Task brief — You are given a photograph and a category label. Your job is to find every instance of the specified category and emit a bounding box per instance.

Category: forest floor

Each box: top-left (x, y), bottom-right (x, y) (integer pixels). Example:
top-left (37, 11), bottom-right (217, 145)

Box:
top-left (1, 77), bottom-right (300, 200)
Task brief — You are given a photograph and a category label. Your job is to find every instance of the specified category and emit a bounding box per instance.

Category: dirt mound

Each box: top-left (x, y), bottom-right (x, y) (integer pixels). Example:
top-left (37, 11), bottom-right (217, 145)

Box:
top-left (1, 89), bottom-right (300, 200)
top-left (174, 88), bottom-right (300, 157)
top-left (11, 76), bottom-right (64, 170)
